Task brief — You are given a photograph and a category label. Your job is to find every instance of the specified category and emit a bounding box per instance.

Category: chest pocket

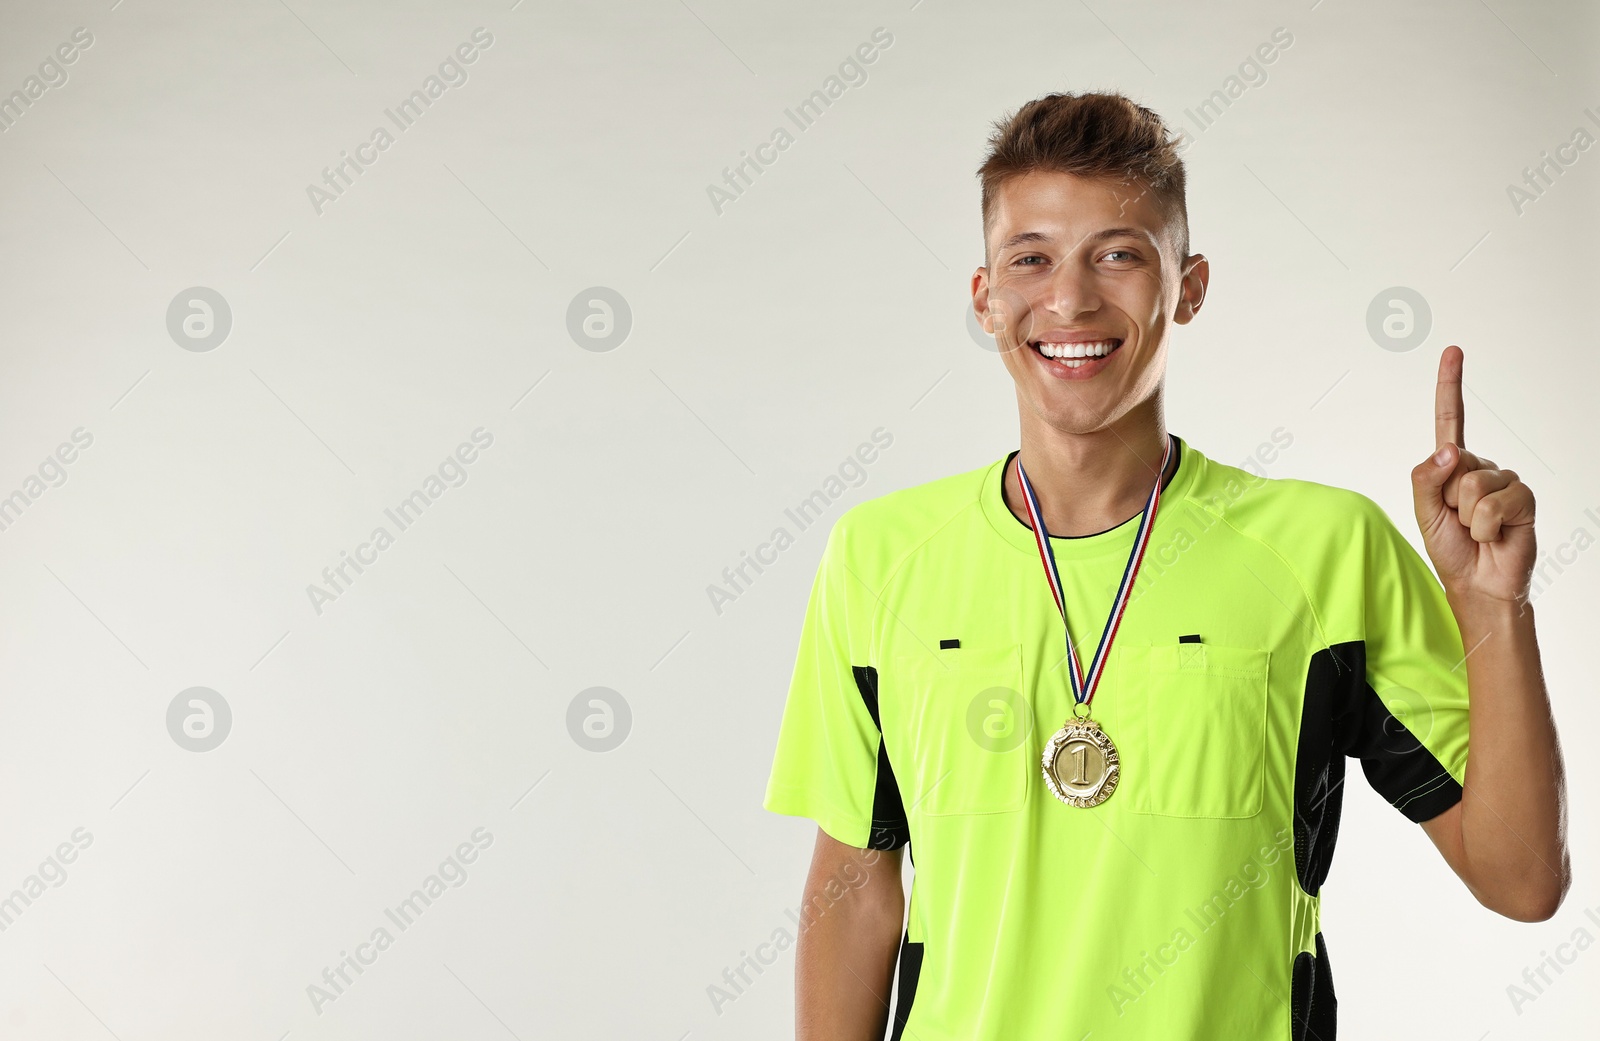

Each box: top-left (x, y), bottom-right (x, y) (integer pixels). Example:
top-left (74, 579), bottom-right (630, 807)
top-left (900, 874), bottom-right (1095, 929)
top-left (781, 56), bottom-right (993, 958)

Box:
top-left (890, 642), bottom-right (1031, 817)
top-left (1121, 643), bottom-right (1271, 818)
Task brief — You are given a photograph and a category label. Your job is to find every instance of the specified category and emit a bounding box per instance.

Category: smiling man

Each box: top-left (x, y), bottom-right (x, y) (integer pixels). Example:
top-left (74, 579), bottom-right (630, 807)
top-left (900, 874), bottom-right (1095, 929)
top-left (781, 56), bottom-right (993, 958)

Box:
top-left (762, 91), bottom-right (1570, 1040)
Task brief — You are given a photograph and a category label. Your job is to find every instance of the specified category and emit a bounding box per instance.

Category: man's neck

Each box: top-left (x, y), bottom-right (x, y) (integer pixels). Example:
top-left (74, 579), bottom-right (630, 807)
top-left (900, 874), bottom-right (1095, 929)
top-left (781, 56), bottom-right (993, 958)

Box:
top-left (1003, 420), bottom-right (1175, 538)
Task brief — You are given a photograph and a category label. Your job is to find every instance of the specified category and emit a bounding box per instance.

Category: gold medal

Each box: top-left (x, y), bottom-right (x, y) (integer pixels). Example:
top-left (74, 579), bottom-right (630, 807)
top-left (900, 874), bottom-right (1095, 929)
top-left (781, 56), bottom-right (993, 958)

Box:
top-left (1014, 435), bottom-right (1176, 809)
top-left (1041, 715), bottom-right (1119, 807)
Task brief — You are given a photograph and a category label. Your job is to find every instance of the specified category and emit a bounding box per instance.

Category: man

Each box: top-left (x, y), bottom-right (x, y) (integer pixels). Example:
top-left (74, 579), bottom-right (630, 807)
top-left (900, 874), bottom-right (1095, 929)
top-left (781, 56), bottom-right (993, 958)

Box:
top-left (761, 91), bottom-right (1570, 1040)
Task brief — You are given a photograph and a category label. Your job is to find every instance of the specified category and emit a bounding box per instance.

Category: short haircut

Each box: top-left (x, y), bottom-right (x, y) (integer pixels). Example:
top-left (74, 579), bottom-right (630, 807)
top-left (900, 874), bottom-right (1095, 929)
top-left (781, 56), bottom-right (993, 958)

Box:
top-left (977, 91), bottom-right (1189, 267)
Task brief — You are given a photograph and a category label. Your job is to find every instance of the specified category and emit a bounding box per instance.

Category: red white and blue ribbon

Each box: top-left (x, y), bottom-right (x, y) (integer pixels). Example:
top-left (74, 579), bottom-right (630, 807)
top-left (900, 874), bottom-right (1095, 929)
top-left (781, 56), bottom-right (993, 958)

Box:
top-left (1015, 434), bottom-right (1174, 710)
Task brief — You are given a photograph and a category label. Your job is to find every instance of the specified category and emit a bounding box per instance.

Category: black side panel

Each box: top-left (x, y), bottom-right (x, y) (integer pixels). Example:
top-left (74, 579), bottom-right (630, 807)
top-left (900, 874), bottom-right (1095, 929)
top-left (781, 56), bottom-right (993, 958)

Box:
top-left (887, 933), bottom-right (924, 1041)
top-left (1290, 932), bottom-right (1337, 1040)
top-left (1290, 950), bottom-right (1312, 1040)
top-left (854, 665), bottom-right (911, 851)
top-left (1295, 645), bottom-right (1354, 896)
top-left (1310, 933), bottom-right (1337, 1040)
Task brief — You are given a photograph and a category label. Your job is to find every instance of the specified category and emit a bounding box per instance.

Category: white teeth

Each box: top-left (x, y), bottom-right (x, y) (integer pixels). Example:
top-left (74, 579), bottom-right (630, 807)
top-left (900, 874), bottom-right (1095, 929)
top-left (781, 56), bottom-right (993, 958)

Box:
top-left (1035, 339), bottom-right (1119, 359)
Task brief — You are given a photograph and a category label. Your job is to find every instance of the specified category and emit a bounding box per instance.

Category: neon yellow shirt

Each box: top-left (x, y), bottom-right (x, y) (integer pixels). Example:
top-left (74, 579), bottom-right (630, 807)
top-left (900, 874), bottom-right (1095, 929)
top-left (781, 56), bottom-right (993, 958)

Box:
top-left (763, 434), bottom-right (1470, 1039)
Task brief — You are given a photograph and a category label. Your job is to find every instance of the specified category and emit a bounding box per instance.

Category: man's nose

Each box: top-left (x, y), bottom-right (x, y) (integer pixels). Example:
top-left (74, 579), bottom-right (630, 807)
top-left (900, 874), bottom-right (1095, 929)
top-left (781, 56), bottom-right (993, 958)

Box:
top-left (1041, 258), bottom-right (1100, 318)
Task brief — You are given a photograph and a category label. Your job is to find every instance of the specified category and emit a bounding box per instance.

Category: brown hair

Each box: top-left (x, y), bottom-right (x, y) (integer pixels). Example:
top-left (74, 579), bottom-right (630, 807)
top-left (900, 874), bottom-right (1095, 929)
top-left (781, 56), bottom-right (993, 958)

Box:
top-left (977, 91), bottom-right (1189, 266)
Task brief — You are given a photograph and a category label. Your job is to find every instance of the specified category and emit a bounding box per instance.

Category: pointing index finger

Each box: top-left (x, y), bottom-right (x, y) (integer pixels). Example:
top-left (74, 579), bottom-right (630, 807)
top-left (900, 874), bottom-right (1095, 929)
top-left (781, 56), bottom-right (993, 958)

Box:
top-left (1435, 344), bottom-right (1465, 450)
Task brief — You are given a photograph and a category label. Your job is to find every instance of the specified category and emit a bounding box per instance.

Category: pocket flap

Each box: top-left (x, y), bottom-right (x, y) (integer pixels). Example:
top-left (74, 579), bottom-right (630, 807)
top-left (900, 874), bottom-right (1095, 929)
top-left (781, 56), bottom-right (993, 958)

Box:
top-left (1119, 643), bottom-right (1271, 818)
top-left (888, 643), bottom-right (1031, 817)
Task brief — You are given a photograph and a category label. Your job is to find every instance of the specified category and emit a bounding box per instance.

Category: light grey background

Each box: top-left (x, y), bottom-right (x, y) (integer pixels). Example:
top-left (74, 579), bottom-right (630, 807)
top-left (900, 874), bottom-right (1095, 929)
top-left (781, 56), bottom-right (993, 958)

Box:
top-left (1, 0), bottom-right (1596, 1038)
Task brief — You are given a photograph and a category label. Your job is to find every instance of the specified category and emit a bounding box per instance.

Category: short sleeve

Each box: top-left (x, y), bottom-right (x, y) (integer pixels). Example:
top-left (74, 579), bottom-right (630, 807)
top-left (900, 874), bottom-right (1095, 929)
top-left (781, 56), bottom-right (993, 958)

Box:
top-left (1341, 496), bottom-right (1472, 823)
top-left (762, 515), bottom-right (909, 850)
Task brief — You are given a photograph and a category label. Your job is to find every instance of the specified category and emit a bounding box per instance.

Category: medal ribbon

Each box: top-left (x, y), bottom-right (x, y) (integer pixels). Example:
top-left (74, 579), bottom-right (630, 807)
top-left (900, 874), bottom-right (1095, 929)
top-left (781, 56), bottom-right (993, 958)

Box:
top-left (1015, 434), bottom-right (1174, 711)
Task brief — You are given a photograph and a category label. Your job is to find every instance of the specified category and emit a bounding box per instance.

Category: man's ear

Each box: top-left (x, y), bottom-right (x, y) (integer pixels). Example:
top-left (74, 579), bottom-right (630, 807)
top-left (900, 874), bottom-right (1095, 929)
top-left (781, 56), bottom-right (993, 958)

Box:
top-left (971, 267), bottom-right (993, 333)
top-left (1172, 253), bottom-right (1209, 326)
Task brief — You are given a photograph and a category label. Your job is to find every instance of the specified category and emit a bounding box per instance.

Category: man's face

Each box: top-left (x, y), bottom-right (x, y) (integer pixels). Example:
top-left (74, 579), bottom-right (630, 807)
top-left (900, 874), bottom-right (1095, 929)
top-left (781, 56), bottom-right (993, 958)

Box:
top-left (972, 170), bottom-right (1206, 434)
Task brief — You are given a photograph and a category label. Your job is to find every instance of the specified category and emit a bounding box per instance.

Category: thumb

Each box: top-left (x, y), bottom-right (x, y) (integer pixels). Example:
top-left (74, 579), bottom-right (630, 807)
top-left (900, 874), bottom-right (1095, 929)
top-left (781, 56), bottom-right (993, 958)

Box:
top-left (1411, 441), bottom-right (1455, 524)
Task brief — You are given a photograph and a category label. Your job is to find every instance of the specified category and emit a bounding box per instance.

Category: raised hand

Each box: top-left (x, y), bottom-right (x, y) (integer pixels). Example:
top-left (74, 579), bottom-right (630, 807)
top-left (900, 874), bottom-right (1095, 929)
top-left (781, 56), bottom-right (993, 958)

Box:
top-left (1409, 345), bottom-right (1537, 605)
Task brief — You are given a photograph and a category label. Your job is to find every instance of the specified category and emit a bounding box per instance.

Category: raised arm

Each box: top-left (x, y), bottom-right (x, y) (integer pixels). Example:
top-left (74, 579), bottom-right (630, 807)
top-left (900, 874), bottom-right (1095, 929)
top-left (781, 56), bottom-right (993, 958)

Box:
top-left (1411, 345), bottom-right (1570, 921)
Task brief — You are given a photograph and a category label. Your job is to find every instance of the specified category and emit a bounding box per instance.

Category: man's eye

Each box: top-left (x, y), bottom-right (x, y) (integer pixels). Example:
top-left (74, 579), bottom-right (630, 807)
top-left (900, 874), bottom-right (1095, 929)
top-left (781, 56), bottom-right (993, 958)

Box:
top-left (1104, 250), bottom-right (1136, 262)
top-left (1014, 255), bottom-right (1047, 266)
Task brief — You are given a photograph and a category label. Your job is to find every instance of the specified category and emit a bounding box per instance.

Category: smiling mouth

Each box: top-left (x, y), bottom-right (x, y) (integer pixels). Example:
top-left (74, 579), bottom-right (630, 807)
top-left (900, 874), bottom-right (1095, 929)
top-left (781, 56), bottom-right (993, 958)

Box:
top-left (1030, 338), bottom-right (1123, 369)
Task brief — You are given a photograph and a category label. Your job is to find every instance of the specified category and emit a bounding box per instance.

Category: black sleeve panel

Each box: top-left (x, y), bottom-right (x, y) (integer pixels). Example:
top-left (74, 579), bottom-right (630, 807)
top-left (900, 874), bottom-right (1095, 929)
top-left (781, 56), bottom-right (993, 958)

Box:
top-left (854, 665), bottom-right (911, 851)
top-left (1296, 640), bottom-right (1463, 898)
top-left (1328, 641), bottom-right (1464, 824)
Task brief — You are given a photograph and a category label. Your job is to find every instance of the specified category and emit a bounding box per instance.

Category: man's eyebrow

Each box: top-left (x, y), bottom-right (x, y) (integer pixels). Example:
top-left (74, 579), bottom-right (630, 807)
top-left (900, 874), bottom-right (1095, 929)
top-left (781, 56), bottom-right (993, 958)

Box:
top-left (994, 226), bottom-right (1152, 254)
top-left (1088, 226), bottom-right (1151, 243)
top-left (995, 230), bottom-right (1051, 253)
